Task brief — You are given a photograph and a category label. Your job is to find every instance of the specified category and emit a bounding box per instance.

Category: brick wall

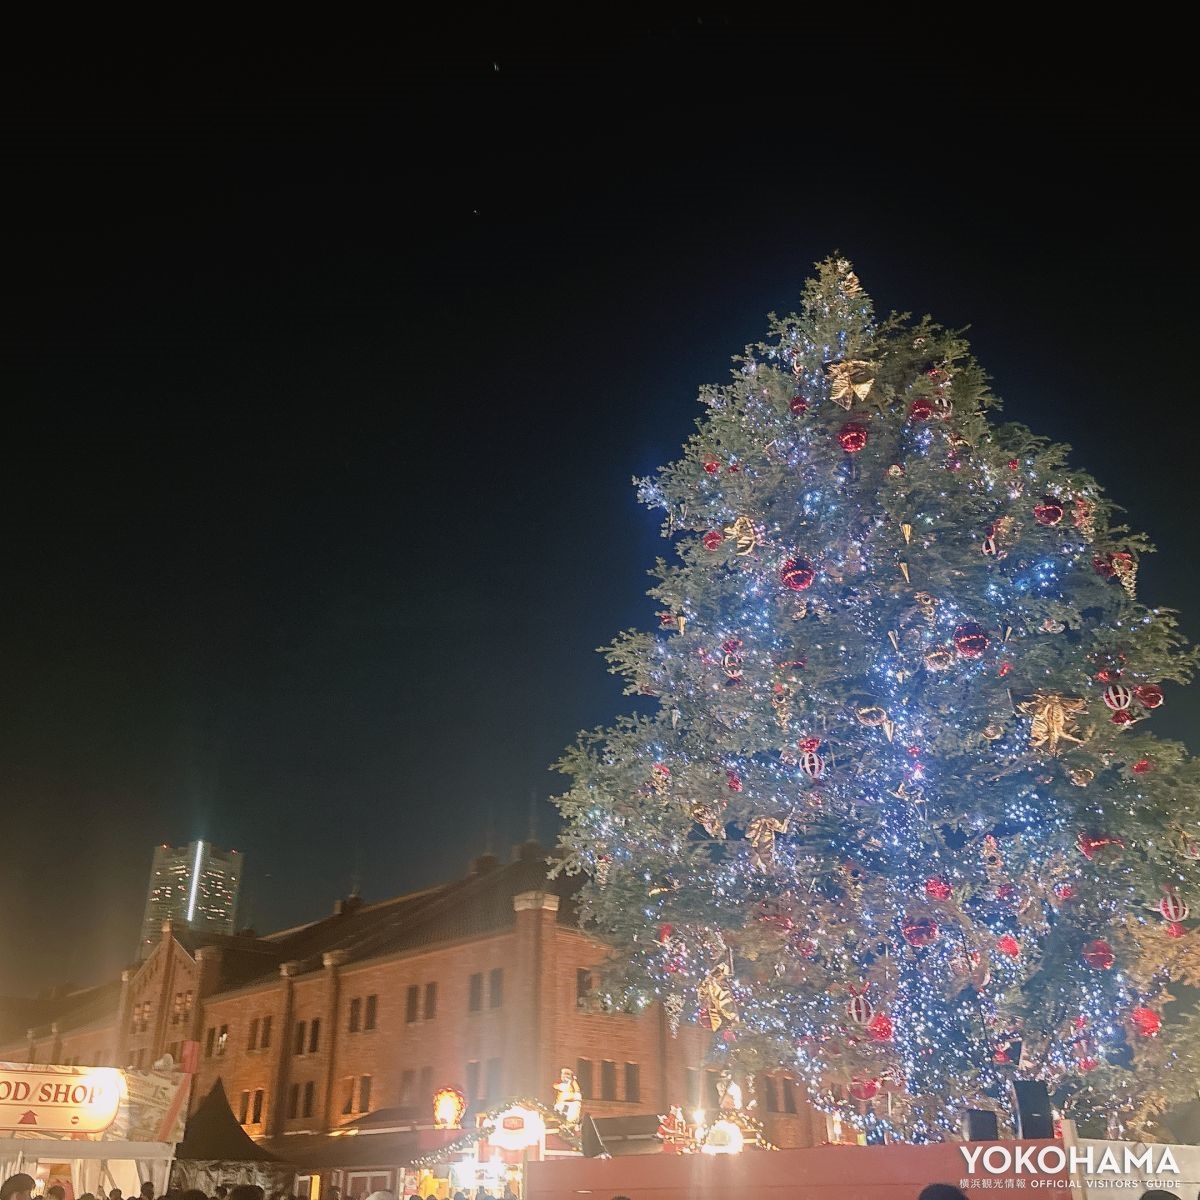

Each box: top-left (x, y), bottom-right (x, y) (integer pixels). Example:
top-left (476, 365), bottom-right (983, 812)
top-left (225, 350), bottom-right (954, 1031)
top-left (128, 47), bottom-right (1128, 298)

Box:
top-left (2, 892), bottom-right (823, 1149)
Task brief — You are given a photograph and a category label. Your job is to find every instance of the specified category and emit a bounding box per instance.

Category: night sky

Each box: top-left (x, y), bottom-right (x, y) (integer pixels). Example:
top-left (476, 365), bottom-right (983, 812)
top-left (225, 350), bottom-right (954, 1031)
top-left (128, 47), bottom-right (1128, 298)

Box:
top-left (2, 25), bottom-right (1196, 995)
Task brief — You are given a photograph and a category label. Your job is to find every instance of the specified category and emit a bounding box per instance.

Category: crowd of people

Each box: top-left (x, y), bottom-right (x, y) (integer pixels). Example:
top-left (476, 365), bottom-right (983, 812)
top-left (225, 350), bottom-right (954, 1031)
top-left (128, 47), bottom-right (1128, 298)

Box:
top-left (0, 1182), bottom-right (516, 1200)
top-left (5, 1173), bottom-right (1195, 1200)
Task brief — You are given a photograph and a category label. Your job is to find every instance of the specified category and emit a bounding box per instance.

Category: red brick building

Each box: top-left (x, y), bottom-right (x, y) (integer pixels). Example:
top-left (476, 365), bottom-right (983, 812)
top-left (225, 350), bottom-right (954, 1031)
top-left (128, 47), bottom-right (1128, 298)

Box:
top-left (1, 843), bottom-right (824, 1191)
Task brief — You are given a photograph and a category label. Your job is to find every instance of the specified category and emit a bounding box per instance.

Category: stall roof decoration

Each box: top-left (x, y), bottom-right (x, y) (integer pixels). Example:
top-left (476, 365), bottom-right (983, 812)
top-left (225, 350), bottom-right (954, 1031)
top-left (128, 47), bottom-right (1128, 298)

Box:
top-left (406, 1098), bottom-right (581, 1171)
top-left (175, 1081), bottom-right (284, 1163)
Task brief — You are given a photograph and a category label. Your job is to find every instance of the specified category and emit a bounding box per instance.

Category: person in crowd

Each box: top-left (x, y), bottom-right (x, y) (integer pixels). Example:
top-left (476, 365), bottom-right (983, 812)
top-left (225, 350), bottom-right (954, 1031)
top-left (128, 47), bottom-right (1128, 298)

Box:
top-left (180, 1189), bottom-right (208, 1200)
top-left (46, 1185), bottom-right (65, 1200)
top-left (1, 1175), bottom-right (36, 1200)
top-left (214, 1188), bottom-right (228, 1200)
top-left (228, 1187), bottom-right (263, 1200)
top-left (918, 1188), bottom-right (967, 1200)
top-left (108, 1189), bottom-right (123, 1200)
top-left (1139, 1192), bottom-right (1178, 1200)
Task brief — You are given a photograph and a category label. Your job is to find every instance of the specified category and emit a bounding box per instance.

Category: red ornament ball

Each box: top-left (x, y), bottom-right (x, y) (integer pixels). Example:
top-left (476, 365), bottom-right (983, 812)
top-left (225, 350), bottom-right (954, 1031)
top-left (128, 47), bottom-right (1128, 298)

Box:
top-left (1103, 683), bottom-right (1133, 711)
top-left (703, 458), bottom-right (720, 474)
top-left (996, 934), bottom-right (1021, 958)
top-left (1093, 555), bottom-right (1117, 578)
top-left (867, 1012), bottom-right (894, 1042)
top-left (924, 878), bottom-right (952, 902)
top-left (1135, 683), bottom-right (1164, 709)
top-left (798, 737), bottom-right (821, 754)
top-left (1131, 758), bottom-right (1152, 775)
top-left (849, 1078), bottom-right (879, 1102)
top-left (800, 751), bottom-right (825, 780)
top-left (1111, 711), bottom-right (1134, 726)
top-left (1166, 922), bottom-right (1187, 939)
top-left (1095, 669), bottom-right (1120, 684)
top-left (838, 422), bottom-right (869, 453)
top-left (1054, 883), bottom-right (1076, 901)
top-left (703, 530), bottom-right (724, 551)
top-left (953, 622), bottom-right (990, 658)
top-left (721, 638), bottom-right (743, 655)
top-left (901, 917), bottom-right (939, 948)
top-left (993, 1047), bottom-right (1011, 1064)
top-left (1081, 939), bottom-right (1115, 970)
top-left (1159, 890), bottom-right (1190, 922)
top-left (996, 883), bottom-right (1017, 902)
top-left (1033, 495), bottom-right (1065, 526)
top-left (790, 394), bottom-right (809, 414)
top-left (726, 771), bottom-right (743, 792)
top-left (1130, 1006), bottom-right (1162, 1038)
top-left (1007, 458), bottom-right (1020, 471)
top-left (780, 557), bottom-right (817, 591)
top-left (908, 397), bottom-right (934, 420)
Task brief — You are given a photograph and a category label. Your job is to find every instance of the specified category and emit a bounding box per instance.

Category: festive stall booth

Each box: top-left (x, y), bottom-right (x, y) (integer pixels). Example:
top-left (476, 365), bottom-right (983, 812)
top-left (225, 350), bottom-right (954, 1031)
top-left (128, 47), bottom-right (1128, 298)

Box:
top-left (402, 1096), bottom-right (582, 1199)
top-left (170, 1081), bottom-right (293, 1196)
top-left (0, 1062), bottom-right (189, 1200)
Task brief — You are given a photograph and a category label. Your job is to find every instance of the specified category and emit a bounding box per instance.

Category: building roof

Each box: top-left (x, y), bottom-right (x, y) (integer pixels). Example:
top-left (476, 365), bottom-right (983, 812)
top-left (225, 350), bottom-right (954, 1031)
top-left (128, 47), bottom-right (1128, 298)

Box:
top-left (2, 843), bottom-right (584, 1037)
top-left (202, 842), bottom-right (582, 992)
top-left (0, 978), bottom-right (123, 1044)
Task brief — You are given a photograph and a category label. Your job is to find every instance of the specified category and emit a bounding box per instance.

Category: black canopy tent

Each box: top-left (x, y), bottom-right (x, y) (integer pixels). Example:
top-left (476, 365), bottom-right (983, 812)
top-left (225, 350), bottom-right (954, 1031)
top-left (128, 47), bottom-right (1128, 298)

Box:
top-left (170, 1081), bottom-right (294, 1194)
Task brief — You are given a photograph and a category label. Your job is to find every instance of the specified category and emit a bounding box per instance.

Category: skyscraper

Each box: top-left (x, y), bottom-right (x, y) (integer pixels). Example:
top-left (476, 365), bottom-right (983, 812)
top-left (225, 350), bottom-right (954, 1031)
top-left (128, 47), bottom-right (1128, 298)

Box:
top-left (139, 841), bottom-right (243, 955)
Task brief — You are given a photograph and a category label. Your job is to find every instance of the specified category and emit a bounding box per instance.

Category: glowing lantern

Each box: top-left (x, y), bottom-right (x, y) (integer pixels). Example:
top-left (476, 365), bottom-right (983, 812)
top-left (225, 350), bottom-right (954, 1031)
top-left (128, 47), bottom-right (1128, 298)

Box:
top-left (432, 1085), bottom-right (466, 1129)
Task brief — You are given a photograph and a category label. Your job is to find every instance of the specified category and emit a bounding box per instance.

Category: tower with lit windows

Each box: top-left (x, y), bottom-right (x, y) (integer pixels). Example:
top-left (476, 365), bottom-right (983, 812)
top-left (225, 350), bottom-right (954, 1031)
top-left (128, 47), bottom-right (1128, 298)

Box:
top-left (138, 841), bottom-right (243, 956)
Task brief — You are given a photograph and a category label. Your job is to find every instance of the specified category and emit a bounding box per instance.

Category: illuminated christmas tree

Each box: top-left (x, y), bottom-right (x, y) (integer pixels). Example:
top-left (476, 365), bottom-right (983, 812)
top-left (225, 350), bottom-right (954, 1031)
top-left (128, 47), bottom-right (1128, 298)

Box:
top-left (553, 258), bottom-right (1200, 1141)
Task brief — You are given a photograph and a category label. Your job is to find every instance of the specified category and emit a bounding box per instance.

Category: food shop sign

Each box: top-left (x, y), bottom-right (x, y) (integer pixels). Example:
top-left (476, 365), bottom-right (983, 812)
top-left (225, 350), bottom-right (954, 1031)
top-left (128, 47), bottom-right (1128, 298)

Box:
top-left (0, 1067), bottom-right (124, 1133)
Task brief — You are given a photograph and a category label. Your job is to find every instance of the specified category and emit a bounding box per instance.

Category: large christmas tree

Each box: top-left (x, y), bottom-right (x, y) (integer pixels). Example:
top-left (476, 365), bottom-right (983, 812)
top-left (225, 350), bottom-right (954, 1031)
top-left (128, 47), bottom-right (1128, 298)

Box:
top-left (552, 258), bottom-right (1200, 1142)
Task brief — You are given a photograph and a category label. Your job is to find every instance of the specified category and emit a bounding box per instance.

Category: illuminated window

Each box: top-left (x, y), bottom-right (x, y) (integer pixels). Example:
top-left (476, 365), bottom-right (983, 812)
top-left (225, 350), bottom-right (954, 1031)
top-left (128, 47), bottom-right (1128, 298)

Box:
top-left (252, 1089), bottom-right (264, 1123)
top-left (359, 1075), bottom-right (372, 1112)
top-left (576, 968), bottom-right (591, 1007)
top-left (216, 1025), bottom-right (228, 1056)
top-left (342, 1077), bottom-right (354, 1115)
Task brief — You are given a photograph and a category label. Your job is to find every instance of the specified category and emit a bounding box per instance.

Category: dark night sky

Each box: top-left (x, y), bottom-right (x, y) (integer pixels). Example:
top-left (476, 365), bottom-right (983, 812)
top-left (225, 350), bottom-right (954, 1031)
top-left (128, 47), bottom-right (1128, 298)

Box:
top-left (2, 23), bottom-right (1196, 994)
